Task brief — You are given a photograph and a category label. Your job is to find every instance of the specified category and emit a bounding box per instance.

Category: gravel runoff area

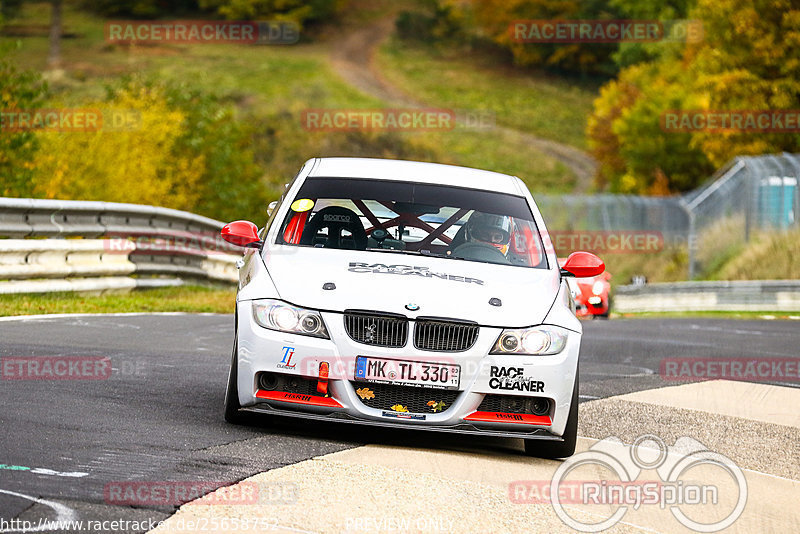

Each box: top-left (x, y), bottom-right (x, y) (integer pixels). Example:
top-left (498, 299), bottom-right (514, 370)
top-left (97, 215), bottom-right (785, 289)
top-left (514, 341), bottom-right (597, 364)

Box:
top-left (150, 380), bottom-right (800, 534)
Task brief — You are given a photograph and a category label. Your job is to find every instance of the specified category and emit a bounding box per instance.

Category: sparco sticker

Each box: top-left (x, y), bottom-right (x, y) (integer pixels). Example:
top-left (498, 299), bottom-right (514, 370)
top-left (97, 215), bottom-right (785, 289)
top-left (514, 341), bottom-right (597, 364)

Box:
top-left (348, 262), bottom-right (484, 285)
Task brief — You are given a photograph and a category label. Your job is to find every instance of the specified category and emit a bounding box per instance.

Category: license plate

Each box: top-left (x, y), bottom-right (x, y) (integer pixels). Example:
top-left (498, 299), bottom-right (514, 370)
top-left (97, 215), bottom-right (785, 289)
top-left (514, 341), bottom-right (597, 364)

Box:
top-left (355, 356), bottom-right (460, 389)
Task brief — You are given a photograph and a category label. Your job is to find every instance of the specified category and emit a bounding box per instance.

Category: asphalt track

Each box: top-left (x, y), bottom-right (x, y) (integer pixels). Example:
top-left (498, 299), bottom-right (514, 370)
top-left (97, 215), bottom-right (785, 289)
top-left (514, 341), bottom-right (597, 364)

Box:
top-left (0, 314), bottom-right (798, 533)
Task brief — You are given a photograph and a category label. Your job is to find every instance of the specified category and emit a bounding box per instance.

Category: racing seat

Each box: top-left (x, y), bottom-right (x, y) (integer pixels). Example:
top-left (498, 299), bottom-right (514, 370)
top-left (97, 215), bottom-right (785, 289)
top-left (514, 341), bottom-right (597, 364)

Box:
top-left (449, 224), bottom-right (468, 251)
top-left (299, 206), bottom-right (368, 250)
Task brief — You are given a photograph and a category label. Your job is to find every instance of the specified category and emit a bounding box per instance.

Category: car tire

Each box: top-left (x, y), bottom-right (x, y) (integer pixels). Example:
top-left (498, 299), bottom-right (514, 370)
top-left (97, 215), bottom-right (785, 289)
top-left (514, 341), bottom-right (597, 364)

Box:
top-left (524, 374), bottom-right (578, 459)
top-left (224, 340), bottom-right (246, 425)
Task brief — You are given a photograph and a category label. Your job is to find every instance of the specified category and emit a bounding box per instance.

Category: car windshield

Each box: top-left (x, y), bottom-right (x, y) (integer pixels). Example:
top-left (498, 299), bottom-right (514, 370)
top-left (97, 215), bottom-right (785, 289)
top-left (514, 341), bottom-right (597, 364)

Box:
top-left (276, 177), bottom-right (548, 269)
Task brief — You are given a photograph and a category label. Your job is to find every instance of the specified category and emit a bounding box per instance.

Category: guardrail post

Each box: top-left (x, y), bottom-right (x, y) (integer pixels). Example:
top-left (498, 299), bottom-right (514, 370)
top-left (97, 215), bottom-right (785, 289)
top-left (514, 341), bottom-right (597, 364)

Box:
top-left (781, 152), bottom-right (800, 229)
top-left (680, 199), bottom-right (696, 280)
top-left (744, 160), bottom-right (754, 242)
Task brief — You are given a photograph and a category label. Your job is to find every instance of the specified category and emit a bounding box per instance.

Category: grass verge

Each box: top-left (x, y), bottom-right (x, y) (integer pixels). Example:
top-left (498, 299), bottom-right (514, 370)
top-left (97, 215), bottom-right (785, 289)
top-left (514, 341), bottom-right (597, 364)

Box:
top-left (0, 285), bottom-right (236, 316)
top-left (377, 39), bottom-right (598, 149)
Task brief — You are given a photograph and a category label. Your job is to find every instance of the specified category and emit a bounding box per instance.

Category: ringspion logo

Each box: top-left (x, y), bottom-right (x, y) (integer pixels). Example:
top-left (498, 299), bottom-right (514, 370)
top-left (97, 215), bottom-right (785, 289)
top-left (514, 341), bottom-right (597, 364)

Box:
top-left (528, 435), bottom-right (747, 532)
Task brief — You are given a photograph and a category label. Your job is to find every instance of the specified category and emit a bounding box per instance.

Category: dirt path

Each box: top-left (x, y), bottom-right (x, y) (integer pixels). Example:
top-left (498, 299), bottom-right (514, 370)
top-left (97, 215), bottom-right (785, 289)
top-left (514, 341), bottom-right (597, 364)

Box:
top-left (328, 16), bottom-right (599, 191)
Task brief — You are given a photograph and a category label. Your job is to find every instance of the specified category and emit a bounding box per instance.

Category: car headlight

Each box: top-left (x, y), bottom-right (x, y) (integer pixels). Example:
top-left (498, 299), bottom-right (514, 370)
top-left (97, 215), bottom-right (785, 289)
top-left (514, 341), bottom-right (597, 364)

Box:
top-left (252, 299), bottom-right (329, 338)
top-left (491, 326), bottom-right (568, 355)
top-left (592, 281), bottom-right (605, 295)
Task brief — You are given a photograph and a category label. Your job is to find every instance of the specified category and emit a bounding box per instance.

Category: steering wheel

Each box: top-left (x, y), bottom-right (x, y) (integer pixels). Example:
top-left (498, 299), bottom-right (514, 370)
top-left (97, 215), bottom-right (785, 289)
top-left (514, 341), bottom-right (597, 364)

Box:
top-left (299, 206), bottom-right (368, 250)
top-left (451, 242), bottom-right (510, 265)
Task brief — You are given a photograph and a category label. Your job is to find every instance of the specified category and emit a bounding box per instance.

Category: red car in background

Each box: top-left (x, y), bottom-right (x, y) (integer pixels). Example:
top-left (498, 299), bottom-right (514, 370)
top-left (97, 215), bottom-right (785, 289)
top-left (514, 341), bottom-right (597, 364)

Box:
top-left (559, 259), bottom-right (612, 318)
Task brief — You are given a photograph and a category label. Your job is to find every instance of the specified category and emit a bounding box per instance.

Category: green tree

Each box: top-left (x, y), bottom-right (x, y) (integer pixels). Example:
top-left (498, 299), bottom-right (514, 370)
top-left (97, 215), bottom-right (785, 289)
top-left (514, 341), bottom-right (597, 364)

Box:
top-left (31, 79), bottom-right (268, 222)
top-left (448, 0), bottom-right (626, 76)
top-left (0, 0), bottom-right (24, 26)
top-left (77, 0), bottom-right (192, 18)
top-left (0, 0), bottom-right (65, 69)
top-left (0, 61), bottom-right (48, 197)
top-left (198, 0), bottom-right (343, 29)
top-left (32, 83), bottom-right (205, 209)
top-left (160, 82), bottom-right (268, 222)
top-left (609, 0), bottom-right (694, 68)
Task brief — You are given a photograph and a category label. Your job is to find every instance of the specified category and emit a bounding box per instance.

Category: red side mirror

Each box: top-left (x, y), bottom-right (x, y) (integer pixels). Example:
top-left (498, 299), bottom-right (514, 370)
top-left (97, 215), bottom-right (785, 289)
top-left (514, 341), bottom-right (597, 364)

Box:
top-left (221, 220), bottom-right (262, 248)
top-left (561, 251), bottom-right (605, 278)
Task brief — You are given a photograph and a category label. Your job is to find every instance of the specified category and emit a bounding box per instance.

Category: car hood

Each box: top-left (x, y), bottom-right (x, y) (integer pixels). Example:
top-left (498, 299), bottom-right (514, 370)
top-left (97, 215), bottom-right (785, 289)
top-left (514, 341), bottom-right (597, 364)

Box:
top-left (263, 247), bottom-right (559, 327)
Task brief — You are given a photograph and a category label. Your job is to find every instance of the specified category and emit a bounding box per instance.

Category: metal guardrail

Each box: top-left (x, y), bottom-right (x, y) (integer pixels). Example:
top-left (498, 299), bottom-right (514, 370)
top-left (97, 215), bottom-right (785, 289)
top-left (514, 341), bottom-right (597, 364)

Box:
top-left (615, 281), bottom-right (800, 312)
top-left (0, 197), bottom-right (226, 238)
top-left (0, 198), bottom-right (241, 294)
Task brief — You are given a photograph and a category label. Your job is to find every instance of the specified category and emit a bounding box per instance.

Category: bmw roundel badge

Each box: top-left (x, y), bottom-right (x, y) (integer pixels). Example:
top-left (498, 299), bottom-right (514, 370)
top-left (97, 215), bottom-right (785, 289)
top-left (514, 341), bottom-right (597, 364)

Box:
top-left (405, 303), bottom-right (420, 311)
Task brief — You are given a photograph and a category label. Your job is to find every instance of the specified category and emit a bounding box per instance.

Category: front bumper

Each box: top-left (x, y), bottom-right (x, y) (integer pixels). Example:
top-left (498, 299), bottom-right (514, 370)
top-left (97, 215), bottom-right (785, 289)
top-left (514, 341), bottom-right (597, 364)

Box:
top-left (235, 300), bottom-right (580, 438)
top-left (575, 296), bottom-right (609, 317)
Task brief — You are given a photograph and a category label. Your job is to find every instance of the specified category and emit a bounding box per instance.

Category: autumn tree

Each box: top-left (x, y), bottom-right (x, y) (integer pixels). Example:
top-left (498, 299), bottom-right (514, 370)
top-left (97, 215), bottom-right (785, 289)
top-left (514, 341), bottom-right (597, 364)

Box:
top-left (687, 0), bottom-right (800, 168)
top-left (32, 85), bottom-right (205, 209)
top-left (436, 0), bottom-right (625, 76)
top-left (31, 80), bottom-right (268, 221)
top-left (587, 0), bottom-right (800, 193)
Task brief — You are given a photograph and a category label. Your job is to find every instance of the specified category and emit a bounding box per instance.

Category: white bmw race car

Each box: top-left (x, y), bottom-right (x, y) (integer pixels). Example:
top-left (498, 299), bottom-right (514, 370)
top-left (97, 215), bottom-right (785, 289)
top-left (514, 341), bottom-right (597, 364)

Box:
top-left (221, 157), bottom-right (604, 458)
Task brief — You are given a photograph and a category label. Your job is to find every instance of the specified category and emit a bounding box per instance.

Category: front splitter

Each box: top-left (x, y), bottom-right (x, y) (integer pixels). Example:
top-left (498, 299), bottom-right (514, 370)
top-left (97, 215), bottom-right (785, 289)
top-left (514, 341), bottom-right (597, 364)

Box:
top-left (240, 403), bottom-right (563, 441)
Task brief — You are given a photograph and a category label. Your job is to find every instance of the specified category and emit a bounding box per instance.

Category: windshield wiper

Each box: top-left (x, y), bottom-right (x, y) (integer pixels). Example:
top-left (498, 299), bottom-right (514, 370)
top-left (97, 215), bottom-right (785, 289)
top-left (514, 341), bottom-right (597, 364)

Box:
top-left (364, 248), bottom-right (419, 255)
top-left (363, 248), bottom-right (450, 258)
top-left (418, 249), bottom-right (448, 258)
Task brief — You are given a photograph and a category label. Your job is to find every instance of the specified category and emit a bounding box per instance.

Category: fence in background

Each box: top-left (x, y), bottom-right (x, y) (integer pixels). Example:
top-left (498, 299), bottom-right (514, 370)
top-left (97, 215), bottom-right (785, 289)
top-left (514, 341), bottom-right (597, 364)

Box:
top-left (0, 198), bottom-right (240, 294)
top-left (537, 152), bottom-right (800, 279)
